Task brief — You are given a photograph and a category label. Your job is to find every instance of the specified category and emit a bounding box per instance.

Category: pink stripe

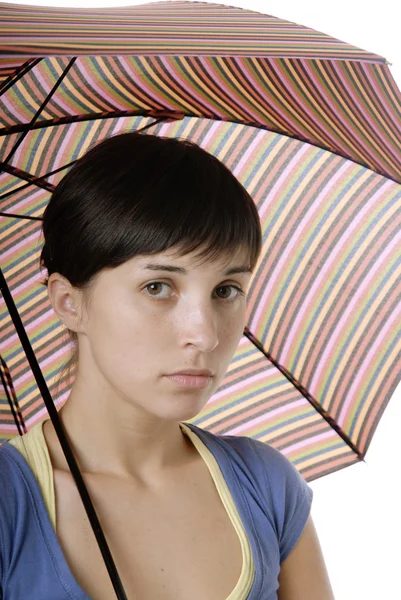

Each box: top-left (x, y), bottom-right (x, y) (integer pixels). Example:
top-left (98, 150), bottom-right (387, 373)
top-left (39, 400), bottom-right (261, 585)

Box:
top-left (362, 62), bottom-right (401, 127)
top-left (302, 60), bottom-right (379, 167)
top-left (79, 59), bottom-right (127, 111)
top-left (200, 120), bottom-right (223, 148)
top-left (119, 56), bottom-right (176, 110)
top-left (208, 369), bottom-right (270, 405)
top-left (110, 117), bottom-right (132, 136)
top-left (4, 308), bottom-right (55, 350)
top-left (336, 64), bottom-right (399, 163)
top-left (282, 429), bottom-right (337, 456)
top-left (0, 93), bottom-right (26, 124)
top-left (34, 65), bottom-right (70, 116)
top-left (158, 121), bottom-right (174, 136)
top-left (242, 58), bottom-right (335, 148)
top-left (160, 56), bottom-right (217, 115)
top-left (47, 122), bottom-right (78, 171)
top-left (282, 178), bottom-right (394, 384)
top-left (12, 270), bottom-right (43, 298)
top-left (232, 129), bottom-right (267, 176)
top-left (257, 144), bottom-right (310, 221)
top-left (228, 398), bottom-right (306, 435)
top-left (253, 152), bottom-right (347, 329)
top-left (338, 300), bottom-right (401, 427)
top-left (0, 186), bottom-right (45, 215)
top-left (270, 159), bottom-right (358, 358)
top-left (1, 230), bottom-right (41, 260)
top-left (198, 56), bottom-right (264, 122)
top-left (280, 177), bottom-right (393, 365)
top-left (311, 227), bottom-right (401, 398)
top-left (12, 344), bottom-right (71, 387)
top-left (1, 426), bottom-right (26, 433)
top-left (25, 393), bottom-right (66, 426)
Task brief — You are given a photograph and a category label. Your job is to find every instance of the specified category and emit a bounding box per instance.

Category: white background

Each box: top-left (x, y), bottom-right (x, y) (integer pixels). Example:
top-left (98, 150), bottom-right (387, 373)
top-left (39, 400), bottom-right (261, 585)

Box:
top-left (2, 1), bottom-right (401, 597)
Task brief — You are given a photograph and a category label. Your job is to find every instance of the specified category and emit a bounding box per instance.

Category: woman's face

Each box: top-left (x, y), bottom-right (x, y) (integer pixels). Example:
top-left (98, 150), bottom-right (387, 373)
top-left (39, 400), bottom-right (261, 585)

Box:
top-left (75, 246), bottom-right (253, 422)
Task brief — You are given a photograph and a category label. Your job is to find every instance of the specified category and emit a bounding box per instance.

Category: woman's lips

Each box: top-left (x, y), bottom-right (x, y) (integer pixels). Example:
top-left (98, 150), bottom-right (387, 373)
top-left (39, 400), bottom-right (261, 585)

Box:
top-left (164, 374), bottom-right (212, 388)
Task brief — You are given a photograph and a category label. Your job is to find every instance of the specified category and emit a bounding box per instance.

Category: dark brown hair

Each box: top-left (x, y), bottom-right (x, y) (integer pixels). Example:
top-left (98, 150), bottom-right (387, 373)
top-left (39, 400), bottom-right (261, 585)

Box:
top-left (40, 131), bottom-right (263, 388)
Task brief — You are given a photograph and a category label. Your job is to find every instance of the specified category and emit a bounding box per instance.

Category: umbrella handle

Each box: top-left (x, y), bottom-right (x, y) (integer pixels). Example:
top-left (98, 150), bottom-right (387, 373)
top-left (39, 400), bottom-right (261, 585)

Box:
top-left (0, 267), bottom-right (129, 600)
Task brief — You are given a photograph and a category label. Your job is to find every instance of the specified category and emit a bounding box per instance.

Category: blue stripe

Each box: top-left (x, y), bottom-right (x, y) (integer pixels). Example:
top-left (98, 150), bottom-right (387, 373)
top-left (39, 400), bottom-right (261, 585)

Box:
top-left (242, 133), bottom-right (283, 193)
top-left (4, 319), bottom-right (61, 363)
top-left (320, 257), bottom-right (401, 404)
top-left (292, 440), bottom-right (346, 466)
top-left (289, 181), bottom-right (399, 369)
top-left (9, 361), bottom-right (63, 402)
top-left (348, 324), bottom-right (401, 439)
top-left (195, 377), bottom-right (291, 424)
top-left (261, 148), bottom-right (342, 338)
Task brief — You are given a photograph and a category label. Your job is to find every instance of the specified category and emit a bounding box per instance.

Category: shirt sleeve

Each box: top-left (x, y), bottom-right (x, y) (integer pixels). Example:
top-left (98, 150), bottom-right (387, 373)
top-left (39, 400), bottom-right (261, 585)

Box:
top-left (250, 438), bottom-right (314, 564)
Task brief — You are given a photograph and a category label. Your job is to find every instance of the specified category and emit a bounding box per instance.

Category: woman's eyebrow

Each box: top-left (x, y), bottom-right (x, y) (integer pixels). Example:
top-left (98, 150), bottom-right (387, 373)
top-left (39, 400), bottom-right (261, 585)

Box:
top-left (143, 264), bottom-right (251, 276)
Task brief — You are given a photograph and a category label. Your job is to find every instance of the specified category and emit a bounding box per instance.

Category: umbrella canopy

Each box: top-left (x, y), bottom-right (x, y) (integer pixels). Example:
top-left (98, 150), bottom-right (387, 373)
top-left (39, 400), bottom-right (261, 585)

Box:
top-left (1, 0), bottom-right (401, 486)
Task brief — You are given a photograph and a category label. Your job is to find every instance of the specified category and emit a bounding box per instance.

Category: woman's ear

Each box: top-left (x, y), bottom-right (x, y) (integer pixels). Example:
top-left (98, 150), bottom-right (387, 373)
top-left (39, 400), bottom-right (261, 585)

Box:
top-left (47, 273), bottom-right (86, 333)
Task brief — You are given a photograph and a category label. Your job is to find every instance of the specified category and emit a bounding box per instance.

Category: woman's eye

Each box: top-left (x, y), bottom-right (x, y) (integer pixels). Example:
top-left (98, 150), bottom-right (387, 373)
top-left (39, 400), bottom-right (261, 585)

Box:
top-left (144, 282), bottom-right (171, 298)
top-left (215, 285), bottom-right (245, 302)
top-left (143, 282), bottom-right (245, 303)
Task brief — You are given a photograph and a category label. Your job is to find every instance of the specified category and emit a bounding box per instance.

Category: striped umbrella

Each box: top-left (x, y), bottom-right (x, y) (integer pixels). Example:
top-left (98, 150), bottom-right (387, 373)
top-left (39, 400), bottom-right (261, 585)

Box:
top-left (1, 1), bottom-right (401, 487)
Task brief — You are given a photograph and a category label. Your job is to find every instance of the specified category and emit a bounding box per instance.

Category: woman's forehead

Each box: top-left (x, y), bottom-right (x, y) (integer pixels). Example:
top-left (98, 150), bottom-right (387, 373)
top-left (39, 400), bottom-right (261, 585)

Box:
top-left (133, 246), bottom-right (251, 271)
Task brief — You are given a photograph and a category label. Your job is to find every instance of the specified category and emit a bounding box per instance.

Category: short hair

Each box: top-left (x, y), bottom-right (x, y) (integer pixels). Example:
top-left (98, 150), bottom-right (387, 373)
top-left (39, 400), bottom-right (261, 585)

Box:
top-left (40, 131), bottom-right (263, 384)
top-left (41, 131), bottom-right (262, 283)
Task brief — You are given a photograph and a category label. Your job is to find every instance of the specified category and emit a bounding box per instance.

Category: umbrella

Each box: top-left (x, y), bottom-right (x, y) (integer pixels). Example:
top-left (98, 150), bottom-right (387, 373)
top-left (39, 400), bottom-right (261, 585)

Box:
top-left (2, 0), bottom-right (401, 480)
top-left (0, 1), bottom-right (400, 594)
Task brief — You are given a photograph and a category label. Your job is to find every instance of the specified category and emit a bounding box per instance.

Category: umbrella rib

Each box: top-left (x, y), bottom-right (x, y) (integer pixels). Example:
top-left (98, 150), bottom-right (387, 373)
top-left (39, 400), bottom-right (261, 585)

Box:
top-left (0, 57), bottom-right (42, 96)
top-left (0, 211), bottom-right (42, 221)
top-left (0, 160), bottom-right (77, 203)
top-left (1, 57), bottom-right (76, 169)
top-left (0, 114), bottom-right (174, 208)
top-left (0, 356), bottom-right (27, 436)
top-left (0, 108), bottom-right (185, 136)
top-left (0, 162), bottom-right (55, 192)
top-left (243, 327), bottom-right (364, 460)
top-left (0, 106), bottom-right (399, 183)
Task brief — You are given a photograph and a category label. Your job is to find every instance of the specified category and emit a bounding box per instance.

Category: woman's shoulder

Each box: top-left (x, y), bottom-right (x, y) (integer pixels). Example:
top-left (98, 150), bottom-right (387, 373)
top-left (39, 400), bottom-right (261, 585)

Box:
top-left (0, 439), bottom-right (24, 486)
top-left (186, 420), bottom-right (310, 487)
top-left (185, 422), bottom-right (313, 558)
top-left (0, 441), bottom-right (31, 576)
top-left (0, 440), bottom-right (32, 514)
top-left (0, 434), bottom-right (48, 527)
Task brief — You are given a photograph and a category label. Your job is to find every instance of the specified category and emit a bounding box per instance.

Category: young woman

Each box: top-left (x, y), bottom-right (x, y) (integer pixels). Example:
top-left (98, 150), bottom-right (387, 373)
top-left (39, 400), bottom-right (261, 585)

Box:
top-left (0, 132), bottom-right (335, 599)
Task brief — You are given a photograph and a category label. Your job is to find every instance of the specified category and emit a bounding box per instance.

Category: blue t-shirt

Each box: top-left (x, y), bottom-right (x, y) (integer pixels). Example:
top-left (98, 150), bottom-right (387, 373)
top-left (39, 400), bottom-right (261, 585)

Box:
top-left (0, 421), bottom-right (313, 599)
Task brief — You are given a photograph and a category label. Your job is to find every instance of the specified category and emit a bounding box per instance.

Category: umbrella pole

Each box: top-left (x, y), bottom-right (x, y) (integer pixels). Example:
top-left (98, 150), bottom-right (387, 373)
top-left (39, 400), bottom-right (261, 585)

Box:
top-left (0, 267), bottom-right (129, 600)
top-left (0, 356), bottom-right (26, 436)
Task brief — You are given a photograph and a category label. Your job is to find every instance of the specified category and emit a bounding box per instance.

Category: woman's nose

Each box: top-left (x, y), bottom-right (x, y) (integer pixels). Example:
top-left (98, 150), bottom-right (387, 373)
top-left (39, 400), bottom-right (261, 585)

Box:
top-left (178, 306), bottom-right (219, 352)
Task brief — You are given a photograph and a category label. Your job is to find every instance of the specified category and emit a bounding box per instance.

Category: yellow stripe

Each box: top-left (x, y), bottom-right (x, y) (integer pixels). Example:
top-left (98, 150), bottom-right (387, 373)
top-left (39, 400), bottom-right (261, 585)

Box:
top-left (263, 152), bottom-right (347, 350)
top-left (314, 61), bottom-right (386, 166)
top-left (289, 172), bottom-right (384, 373)
top-left (298, 444), bottom-right (352, 470)
top-left (177, 57), bottom-right (217, 111)
top-left (94, 58), bottom-right (150, 112)
top-left (326, 263), bottom-right (400, 406)
top-left (346, 63), bottom-right (399, 156)
top-left (349, 323), bottom-right (401, 436)
top-left (137, 57), bottom-right (198, 114)
top-left (248, 58), bottom-right (294, 131)
top-left (282, 59), bottom-right (351, 149)
top-left (308, 201), bottom-right (400, 390)
top-left (245, 136), bottom-right (289, 196)
top-left (215, 57), bottom-right (272, 123)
